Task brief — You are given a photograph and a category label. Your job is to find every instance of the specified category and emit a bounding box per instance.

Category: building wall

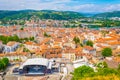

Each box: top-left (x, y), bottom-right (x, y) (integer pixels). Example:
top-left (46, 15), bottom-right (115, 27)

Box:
top-left (62, 53), bottom-right (76, 61)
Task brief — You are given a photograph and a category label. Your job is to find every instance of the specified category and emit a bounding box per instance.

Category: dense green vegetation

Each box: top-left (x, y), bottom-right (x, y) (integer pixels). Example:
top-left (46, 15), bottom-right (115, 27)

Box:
top-left (72, 65), bottom-right (120, 80)
top-left (94, 11), bottom-right (120, 18)
top-left (0, 35), bottom-right (34, 44)
top-left (0, 58), bottom-right (9, 70)
top-left (72, 66), bottom-right (94, 80)
top-left (0, 10), bottom-right (120, 28)
top-left (102, 47), bottom-right (112, 57)
top-left (85, 40), bottom-right (94, 47)
top-left (97, 19), bottom-right (120, 27)
top-left (0, 10), bottom-right (83, 24)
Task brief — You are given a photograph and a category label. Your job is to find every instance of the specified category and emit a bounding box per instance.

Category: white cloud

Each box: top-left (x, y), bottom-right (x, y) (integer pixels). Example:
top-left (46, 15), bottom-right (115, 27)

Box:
top-left (103, 4), bottom-right (120, 12)
top-left (0, 0), bottom-right (120, 12)
top-left (69, 4), bottom-right (120, 12)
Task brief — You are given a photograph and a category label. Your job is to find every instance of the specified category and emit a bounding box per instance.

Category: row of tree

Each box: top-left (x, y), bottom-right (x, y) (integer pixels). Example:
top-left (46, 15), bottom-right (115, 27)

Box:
top-left (0, 35), bottom-right (34, 44)
top-left (0, 58), bottom-right (9, 71)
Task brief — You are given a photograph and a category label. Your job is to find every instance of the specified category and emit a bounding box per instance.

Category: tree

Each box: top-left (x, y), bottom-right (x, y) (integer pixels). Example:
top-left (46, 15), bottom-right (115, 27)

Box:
top-left (73, 65), bottom-right (94, 80)
top-left (117, 64), bottom-right (120, 71)
top-left (29, 37), bottom-right (34, 41)
top-left (0, 58), bottom-right (9, 70)
top-left (73, 36), bottom-right (80, 44)
top-left (79, 24), bottom-right (82, 27)
top-left (97, 68), bottom-right (119, 76)
top-left (73, 36), bottom-right (81, 48)
top-left (2, 58), bottom-right (9, 66)
top-left (0, 62), bottom-right (4, 70)
top-left (80, 43), bottom-right (83, 47)
top-left (97, 61), bottom-right (108, 68)
top-left (0, 60), bottom-right (5, 70)
top-left (101, 30), bottom-right (109, 37)
top-left (13, 35), bottom-right (20, 41)
top-left (86, 40), bottom-right (93, 47)
top-left (23, 48), bottom-right (30, 52)
top-left (44, 32), bottom-right (51, 37)
top-left (103, 61), bottom-right (108, 68)
top-left (102, 47), bottom-right (112, 57)
top-left (20, 27), bottom-right (24, 30)
top-left (72, 65), bottom-right (120, 80)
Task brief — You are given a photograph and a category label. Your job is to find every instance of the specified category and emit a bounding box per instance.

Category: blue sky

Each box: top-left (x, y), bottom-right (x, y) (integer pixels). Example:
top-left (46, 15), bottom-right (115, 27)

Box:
top-left (0, 0), bottom-right (120, 12)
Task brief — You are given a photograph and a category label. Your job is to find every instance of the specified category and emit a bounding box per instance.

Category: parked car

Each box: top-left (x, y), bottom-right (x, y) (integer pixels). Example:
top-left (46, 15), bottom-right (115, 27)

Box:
top-left (12, 67), bottom-right (19, 73)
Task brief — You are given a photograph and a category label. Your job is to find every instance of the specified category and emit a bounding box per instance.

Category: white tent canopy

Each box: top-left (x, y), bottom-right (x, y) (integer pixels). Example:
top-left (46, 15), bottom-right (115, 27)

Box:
top-left (19, 58), bottom-right (49, 69)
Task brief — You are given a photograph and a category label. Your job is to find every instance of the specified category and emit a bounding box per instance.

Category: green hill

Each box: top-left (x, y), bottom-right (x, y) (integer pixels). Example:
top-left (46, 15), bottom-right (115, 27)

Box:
top-left (0, 10), bottom-right (84, 21)
top-left (94, 11), bottom-right (120, 18)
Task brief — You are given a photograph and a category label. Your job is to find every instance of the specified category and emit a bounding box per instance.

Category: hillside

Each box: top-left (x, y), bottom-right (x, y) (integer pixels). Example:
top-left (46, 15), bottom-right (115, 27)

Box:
top-left (94, 11), bottom-right (120, 18)
top-left (0, 10), bottom-right (84, 20)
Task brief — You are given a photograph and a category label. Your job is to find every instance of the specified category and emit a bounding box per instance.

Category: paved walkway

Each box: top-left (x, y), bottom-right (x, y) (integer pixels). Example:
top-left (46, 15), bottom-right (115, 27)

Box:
top-left (66, 63), bottom-right (74, 74)
top-left (5, 75), bottom-right (18, 80)
top-left (19, 76), bottom-right (48, 80)
top-left (47, 74), bottom-right (62, 80)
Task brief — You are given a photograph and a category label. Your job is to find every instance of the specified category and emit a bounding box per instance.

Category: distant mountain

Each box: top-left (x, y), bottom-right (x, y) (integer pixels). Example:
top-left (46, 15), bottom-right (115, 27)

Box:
top-left (94, 11), bottom-right (120, 18)
top-left (0, 10), bottom-right (84, 20)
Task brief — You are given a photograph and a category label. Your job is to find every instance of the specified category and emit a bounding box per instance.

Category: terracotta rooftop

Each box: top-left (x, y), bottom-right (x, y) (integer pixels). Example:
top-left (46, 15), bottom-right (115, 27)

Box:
top-left (84, 46), bottom-right (95, 51)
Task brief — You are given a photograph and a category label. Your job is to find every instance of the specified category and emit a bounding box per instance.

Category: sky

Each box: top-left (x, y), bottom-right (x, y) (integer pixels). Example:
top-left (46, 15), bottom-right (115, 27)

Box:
top-left (0, 0), bottom-right (120, 12)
